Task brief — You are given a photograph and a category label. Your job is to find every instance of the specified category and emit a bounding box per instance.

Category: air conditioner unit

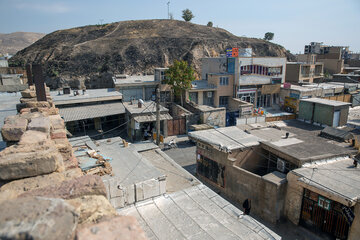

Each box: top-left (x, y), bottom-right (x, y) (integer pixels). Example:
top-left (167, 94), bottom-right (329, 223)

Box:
top-left (207, 92), bottom-right (213, 98)
top-left (277, 158), bottom-right (285, 172)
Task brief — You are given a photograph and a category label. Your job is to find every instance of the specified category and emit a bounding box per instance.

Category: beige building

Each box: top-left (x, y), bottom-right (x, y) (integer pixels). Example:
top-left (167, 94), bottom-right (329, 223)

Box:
top-left (285, 61), bottom-right (323, 84)
top-left (187, 54), bottom-right (287, 109)
top-left (302, 42), bottom-right (349, 74)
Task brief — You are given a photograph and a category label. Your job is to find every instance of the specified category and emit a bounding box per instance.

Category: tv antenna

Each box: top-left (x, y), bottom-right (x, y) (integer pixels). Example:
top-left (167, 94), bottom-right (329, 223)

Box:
top-left (167, 1), bottom-right (170, 19)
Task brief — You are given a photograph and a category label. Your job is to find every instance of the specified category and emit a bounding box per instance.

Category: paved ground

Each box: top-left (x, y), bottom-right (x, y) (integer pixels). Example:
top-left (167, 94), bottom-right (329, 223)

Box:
top-left (0, 93), bottom-right (21, 150)
top-left (162, 135), bottom-right (197, 175)
top-left (162, 134), bottom-right (328, 240)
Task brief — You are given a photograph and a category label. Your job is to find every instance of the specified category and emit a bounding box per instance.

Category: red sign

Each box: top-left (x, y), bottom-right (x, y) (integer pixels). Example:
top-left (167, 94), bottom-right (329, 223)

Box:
top-left (283, 83), bottom-right (291, 89)
top-left (232, 48), bottom-right (239, 57)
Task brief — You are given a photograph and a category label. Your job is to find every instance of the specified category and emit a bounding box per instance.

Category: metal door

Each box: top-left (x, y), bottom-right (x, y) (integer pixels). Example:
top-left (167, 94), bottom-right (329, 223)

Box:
top-left (333, 111), bottom-right (340, 127)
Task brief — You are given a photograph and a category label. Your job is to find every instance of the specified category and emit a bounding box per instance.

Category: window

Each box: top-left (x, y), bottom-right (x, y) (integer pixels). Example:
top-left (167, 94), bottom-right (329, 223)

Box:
top-left (219, 96), bottom-right (229, 107)
top-left (197, 154), bottom-right (225, 187)
top-left (220, 76), bottom-right (229, 86)
top-left (318, 196), bottom-right (331, 210)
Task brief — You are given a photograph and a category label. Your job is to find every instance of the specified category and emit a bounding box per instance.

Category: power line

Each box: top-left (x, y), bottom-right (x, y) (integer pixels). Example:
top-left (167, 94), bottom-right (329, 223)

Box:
top-left (89, 101), bottom-right (155, 138)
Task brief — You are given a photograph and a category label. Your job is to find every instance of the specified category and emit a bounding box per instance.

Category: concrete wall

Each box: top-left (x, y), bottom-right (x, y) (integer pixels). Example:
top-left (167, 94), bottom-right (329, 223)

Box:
top-left (285, 64), bottom-right (301, 84)
top-left (284, 172), bottom-right (304, 224)
top-left (196, 144), bottom-right (287, 224)
top-left (201, 58), bottom-right (227, 80)
top-left (201, 108), bottom-right (226, 127)
top-left (317, 58), bottom-right (343, 74)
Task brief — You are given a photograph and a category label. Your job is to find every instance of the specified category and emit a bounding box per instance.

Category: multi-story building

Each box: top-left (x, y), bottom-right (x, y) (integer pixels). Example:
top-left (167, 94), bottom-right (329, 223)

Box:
top-left (286, 54), bottom-right (324, 84)
top-left (302, 42), bottom-right (349, 74)
top-left (189, 49), bottom-right (287, 108)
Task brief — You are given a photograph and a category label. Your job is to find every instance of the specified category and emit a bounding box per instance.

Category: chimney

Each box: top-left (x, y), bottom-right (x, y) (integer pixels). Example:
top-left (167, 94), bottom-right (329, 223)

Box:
top-left (138, 101), bottom-right (142, 108)
top-left (285, 132), bottom-right (290, 139)
top-left (32, 64), bottom-right (47, 101)
top-left (25, 64), bottom-right (33, 86)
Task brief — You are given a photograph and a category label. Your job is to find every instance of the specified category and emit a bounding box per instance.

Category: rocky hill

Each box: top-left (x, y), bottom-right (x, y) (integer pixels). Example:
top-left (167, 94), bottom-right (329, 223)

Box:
top-left (0, 32), bottom-right (45, 55)
top-left (10, 20), bottom-right (294, 89)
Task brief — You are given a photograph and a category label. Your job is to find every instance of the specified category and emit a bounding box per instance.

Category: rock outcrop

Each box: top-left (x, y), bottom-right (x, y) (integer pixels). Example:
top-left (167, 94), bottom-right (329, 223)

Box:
top-left (10, 20), bottom-right (295, 89)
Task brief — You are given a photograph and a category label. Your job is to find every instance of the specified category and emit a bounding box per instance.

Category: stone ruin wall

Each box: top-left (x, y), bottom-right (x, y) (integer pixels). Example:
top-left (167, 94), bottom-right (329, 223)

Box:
top-left (0, 86), bottom-right (147, 240)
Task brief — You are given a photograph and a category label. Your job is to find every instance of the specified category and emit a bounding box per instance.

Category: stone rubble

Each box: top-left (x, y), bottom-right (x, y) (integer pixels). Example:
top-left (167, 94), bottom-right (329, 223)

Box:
top-left (0, 86), bottom-right (147, 240)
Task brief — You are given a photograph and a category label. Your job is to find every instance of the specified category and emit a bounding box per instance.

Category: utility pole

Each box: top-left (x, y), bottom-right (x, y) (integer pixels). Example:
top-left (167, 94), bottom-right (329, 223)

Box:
top-left (167, 1), bottom-right (170, 19)
top-left (156, 87), bottom-right (161, 145)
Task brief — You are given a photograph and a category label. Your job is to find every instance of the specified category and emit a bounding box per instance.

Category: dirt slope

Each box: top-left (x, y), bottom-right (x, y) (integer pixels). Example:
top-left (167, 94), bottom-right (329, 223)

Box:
top-left (10, 20), bottom-right (294, 89)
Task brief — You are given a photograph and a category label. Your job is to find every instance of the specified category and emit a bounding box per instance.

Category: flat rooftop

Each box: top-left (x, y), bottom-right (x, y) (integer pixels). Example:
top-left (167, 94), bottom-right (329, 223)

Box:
top-left (51, 88), bottom-right (122, 105)
top-left (300, 97), bottom-right (351, 107)
top-left (243, 120), bottom-right (357, 165)
top-left (59, 102), bottom-right (125, 122)
top-left (118, 184), bottom-right (280, 240)
top-left (188, 126), bottom-right (261, 151)
top-left (293, 158), bottom-right (360, 206)
top-left (123, 101), bottom-right (168, 115)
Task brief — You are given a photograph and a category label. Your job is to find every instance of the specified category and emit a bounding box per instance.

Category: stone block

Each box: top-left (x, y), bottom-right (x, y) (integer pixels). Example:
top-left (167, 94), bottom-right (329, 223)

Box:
top-left (20, 175), bottom-right (107, 199)
top-left (0, 197), bottom-right (78, 240)
top-left (0, 172), bottom-right (65, 194)
top-left (64, 167), bottom-right (83, 179)
top-left (20, 97), bottom-right (37, 103)
top-left (20, 108), bottom-right (31, 114)
top-left (66, 195), bottom-right (117, 224)
top-left (21, 89), bottom-right (37, 98)
top-left (19, 130), bottom-right (49, 145)
top-left (1, 116), bottom-right (28, 142)
top-left (26, 101), bottom-right (51, 109)
top-left (0, 142), bottom-right (64, 180)
top-left (64, 154), bottom-right (79, 170)
top-left (27, 116), bottom-right (51, 134)
top-left (49, 114), bottom-right (65, 131)
top-left (20, 111), bottom-right (45, 121)
top-left (51, 129), bottom-right (67, 139)
top-left (76, 216), bottom-right (147, 240)
top-left (54, 138), bottom-right (73, 160)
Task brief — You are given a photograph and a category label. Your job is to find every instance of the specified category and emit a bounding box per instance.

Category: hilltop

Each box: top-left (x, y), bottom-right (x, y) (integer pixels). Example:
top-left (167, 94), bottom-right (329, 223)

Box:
top-left (0, 32), bottom-right (45, 55)
top-left (10, 20), bottom-right (294, 89)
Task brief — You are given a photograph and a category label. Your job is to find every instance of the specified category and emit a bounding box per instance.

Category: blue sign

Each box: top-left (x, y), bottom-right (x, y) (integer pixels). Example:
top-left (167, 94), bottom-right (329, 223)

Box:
top-left (226, 48), bottom-right (233, 57)
top-left (290, 93), bottom-right (300, 99)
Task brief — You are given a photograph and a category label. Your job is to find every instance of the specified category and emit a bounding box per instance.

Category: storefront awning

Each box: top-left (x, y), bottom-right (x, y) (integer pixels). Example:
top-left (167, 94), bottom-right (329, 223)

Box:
top-left (133, 113), bottom-right (172, 123)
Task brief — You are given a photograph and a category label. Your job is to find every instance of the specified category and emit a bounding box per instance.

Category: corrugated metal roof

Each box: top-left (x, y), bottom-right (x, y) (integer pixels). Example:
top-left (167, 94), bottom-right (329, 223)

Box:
top-left (133, 113), bottom-right (172, 123)
top-left (59, 102), bottom-right (125, 122)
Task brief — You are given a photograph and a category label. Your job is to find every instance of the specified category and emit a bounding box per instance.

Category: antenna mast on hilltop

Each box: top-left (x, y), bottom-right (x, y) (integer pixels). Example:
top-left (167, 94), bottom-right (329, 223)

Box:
top-left (167, 1), bottom-right (170, 19)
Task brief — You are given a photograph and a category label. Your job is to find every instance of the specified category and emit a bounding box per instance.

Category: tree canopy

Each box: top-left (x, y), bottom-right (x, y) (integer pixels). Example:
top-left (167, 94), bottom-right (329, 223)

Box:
top-left (164, 60), bottom-right (195, 105)
top-left (207, 21), bottom-right (213, 27)
top-left (264, 32), bottom-right (274, 41)
top-left (182, 9), bottom-right (194, 22)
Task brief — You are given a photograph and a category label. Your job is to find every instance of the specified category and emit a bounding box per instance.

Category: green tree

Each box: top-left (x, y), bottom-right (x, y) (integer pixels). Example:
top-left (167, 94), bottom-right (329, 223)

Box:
top-left (164, 60), bottom-right (195, 106)
top-left (207, 21), bottom-right (213, 27)
top-left (264, 32), bottom-right (274, 41)
top-left (182, 9), bottom-right (194, 22)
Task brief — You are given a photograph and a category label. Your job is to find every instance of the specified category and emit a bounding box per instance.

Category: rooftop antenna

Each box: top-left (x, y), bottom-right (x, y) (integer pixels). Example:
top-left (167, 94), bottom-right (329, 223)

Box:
top-left (167, 1), bottom-right (170, 19)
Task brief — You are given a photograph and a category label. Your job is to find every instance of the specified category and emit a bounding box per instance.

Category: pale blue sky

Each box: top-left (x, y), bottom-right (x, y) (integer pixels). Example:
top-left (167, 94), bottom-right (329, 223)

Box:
top-left (1, 0), bottom-right (359, 53)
